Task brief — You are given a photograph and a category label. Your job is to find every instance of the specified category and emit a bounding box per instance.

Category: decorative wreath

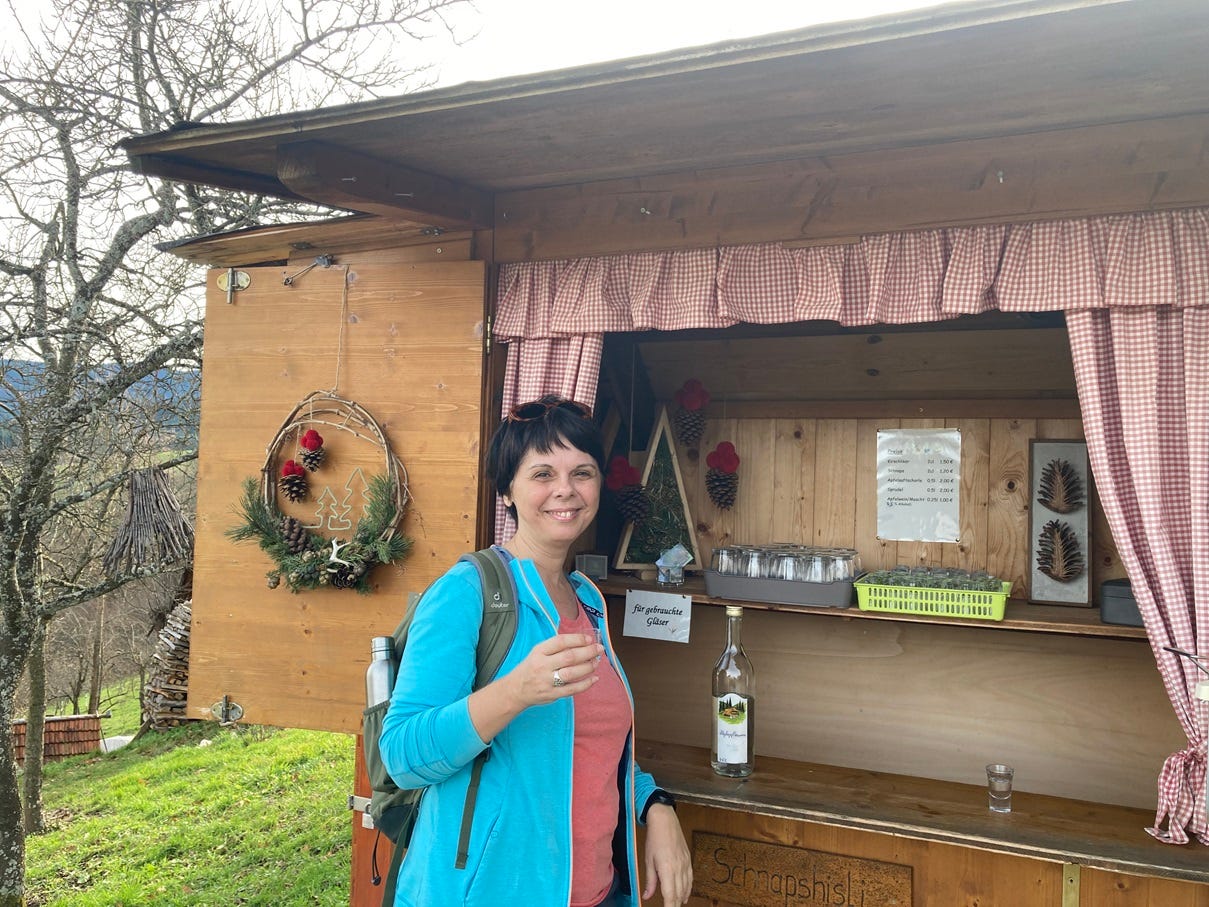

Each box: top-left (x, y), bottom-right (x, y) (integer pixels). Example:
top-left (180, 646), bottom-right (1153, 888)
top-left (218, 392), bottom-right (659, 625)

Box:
top-left (226, 391), bottom-right (412, 594)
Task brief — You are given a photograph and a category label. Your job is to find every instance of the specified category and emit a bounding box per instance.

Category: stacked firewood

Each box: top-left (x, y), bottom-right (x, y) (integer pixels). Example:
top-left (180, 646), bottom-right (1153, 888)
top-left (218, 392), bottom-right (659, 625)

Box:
top-left (143, 600), bottom-right (194, 729)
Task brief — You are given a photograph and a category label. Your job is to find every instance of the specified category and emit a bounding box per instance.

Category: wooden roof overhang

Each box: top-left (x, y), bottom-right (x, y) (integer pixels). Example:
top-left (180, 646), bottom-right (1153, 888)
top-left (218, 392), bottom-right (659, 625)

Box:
top-left (122, 0), bottom-right (1209, 266)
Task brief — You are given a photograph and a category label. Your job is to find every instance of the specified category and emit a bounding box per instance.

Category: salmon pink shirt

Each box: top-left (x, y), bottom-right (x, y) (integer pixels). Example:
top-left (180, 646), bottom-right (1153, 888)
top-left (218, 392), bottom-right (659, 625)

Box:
top-left (560, 607), bottom-right (632, 907)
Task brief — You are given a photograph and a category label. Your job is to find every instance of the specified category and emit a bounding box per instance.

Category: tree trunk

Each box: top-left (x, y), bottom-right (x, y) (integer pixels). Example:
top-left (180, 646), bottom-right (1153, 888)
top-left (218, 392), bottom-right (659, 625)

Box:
top-left (22, 617), bottom-right (48, 836)
top-left (87, 597), bottom-right (106, 715)
top-left (0, 634), bottom-right (30, 905)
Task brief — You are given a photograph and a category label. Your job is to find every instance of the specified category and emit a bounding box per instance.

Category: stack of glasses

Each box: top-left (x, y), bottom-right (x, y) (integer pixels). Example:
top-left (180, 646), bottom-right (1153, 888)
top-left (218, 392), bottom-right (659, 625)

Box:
top-left (854, 565), bottom-right (1013, 621)
top-left (711, 545), bottom-right (862, 583)
top-left (861, 565), bottom-right (1005, 591)
top-left (705, 544), bottom-right (862, 608)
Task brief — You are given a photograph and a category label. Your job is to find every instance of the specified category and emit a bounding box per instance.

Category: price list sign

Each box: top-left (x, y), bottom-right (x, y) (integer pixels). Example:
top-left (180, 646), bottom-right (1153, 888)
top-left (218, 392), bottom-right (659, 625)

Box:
top-left (876, 429), bottom-right (961, 543)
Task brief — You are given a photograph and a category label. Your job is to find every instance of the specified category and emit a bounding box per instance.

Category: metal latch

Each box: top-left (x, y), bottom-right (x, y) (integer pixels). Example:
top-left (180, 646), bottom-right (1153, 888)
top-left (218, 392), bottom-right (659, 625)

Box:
top-left (283, 254), bottom-right (334, 286)
top-left (348, 794), bottom-right (376, 829)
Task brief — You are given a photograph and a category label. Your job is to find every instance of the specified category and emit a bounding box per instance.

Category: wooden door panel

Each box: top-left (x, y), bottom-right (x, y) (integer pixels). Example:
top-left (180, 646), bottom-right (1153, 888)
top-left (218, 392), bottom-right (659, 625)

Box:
top-left (193, 260), bottom-right (486, 733)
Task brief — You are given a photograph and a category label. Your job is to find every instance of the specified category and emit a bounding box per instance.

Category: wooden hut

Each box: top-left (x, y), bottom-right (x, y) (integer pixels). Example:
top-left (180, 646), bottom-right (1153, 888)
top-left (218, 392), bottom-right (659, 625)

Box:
top-left (122, 1), bottom-right (1209, 903)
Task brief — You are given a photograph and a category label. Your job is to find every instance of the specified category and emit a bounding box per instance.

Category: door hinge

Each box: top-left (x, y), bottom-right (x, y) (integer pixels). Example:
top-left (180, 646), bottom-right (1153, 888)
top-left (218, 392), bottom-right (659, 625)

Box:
top-left (209, 695), bottom-right (244, 726)
top-left (217, 268), bottom-right (250, 304)
top-left (485, 313), bottom-right (493, 356)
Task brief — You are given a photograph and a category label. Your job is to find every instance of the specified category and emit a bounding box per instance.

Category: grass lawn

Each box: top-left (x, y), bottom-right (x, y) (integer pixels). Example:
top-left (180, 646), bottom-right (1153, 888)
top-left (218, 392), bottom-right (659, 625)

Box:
top-left (24, 711), bottom-right (354, 906)
top-left (99, 676), bottom-right (145, 738)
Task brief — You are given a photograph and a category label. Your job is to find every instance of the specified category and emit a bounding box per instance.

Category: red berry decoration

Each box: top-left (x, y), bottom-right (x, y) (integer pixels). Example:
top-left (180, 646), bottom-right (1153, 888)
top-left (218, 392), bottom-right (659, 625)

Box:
top-left (299, 428), bottom-right (326, 471)
top-left (279, 458), bottom-right (309, 502)
top-left (673, 378), bottom-right (710, 447)
top-left (606, 455), bottom-right (651, 523)
top-left (705, 441), bottom-right (740, 510)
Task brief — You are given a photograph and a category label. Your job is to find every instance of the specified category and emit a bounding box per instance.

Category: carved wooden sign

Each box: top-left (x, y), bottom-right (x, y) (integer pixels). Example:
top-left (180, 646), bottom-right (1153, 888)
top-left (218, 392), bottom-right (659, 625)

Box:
top-left (692, 832), bottom-right (913, 906)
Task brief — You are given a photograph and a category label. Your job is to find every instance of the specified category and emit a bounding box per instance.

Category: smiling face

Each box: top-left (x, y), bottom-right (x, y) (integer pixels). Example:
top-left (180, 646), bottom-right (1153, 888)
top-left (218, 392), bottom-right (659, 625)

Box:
top-left (502, 440), bottom-right (601, 554)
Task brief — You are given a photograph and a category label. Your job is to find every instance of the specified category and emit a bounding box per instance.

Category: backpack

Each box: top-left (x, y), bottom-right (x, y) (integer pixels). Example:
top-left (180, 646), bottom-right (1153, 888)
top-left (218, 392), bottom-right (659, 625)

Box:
top-left (361, 547), bottom-right (518, 904)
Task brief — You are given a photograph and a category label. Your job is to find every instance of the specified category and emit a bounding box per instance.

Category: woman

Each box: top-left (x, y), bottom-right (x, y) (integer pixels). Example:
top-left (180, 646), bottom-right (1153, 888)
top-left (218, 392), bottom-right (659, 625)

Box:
top-left (379, 395), bottom-right (693, 907)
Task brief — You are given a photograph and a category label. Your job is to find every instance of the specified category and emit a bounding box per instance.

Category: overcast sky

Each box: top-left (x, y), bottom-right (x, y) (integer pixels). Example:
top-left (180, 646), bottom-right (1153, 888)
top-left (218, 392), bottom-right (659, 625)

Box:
top-left (423, 0), bottom-right (953, 87)
top-left (4, 0), bottom-right (954, 83)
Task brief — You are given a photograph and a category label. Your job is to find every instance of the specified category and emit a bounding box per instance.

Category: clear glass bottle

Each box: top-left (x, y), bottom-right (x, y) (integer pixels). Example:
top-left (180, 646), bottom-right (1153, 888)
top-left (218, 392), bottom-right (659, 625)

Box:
top-left (365, 636), bottom-right (396, 708)
top-left (711, 605), bottom-right (755, 777)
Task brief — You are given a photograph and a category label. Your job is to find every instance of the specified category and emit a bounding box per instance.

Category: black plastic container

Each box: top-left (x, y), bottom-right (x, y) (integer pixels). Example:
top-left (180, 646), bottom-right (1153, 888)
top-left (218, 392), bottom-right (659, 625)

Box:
top-left (1100, 578), bottom-right (1144, 627)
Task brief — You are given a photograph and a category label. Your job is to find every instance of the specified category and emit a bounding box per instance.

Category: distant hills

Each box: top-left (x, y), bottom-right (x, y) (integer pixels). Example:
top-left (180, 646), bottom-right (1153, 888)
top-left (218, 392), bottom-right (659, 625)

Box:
top-left (0, 360), bottom-right (200, 449)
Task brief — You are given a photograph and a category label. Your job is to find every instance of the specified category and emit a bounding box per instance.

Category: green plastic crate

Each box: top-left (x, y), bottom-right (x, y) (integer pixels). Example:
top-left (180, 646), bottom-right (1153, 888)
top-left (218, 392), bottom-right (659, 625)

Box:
top-left (854, 579), bottom-right (1012, 621)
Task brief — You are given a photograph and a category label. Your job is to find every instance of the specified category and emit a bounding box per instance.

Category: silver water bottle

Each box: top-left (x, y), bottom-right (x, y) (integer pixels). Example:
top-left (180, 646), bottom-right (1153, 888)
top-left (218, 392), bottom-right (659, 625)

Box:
top-left (365, 636), bottom-right (396, 707)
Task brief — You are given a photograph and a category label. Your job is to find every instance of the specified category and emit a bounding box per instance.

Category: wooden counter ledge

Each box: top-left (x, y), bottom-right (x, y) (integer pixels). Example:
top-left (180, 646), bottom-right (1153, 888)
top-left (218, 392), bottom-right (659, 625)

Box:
top-left (637, 741), bottom-right (1209, 884)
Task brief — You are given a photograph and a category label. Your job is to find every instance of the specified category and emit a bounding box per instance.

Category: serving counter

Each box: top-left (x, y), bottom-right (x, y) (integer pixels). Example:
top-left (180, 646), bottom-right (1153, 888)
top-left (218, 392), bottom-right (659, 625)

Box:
top-left (638, 740), bottom-right (1208, 906)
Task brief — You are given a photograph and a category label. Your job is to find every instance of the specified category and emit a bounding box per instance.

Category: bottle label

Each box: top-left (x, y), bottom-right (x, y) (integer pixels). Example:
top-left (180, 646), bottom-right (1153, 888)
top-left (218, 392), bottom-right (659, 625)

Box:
top-left (714, 693), bottom-right (750, 763)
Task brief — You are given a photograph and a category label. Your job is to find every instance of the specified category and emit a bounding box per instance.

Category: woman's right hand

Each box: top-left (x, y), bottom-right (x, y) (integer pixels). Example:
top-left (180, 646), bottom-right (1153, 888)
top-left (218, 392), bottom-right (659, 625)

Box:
top-left (468, 633), bottom-right (603, 742)
top-left (511, 633), bottom-right (603, 706)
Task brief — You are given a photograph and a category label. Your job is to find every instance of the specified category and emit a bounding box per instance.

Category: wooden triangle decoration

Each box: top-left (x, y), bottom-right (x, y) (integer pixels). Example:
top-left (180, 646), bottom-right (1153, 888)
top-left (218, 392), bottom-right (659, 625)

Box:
top-left (615, 406), bottom-right (702, 571)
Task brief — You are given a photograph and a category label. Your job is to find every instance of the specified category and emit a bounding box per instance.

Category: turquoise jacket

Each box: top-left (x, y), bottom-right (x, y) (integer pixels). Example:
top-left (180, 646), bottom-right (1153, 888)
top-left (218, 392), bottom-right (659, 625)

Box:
top-left (379, 555), bottom-right (658, 907)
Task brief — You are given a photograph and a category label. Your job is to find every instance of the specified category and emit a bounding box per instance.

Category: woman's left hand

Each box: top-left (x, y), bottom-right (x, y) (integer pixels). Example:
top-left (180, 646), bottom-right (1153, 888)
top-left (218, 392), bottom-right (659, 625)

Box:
top-left (641, 804), bottom-right (693, 905)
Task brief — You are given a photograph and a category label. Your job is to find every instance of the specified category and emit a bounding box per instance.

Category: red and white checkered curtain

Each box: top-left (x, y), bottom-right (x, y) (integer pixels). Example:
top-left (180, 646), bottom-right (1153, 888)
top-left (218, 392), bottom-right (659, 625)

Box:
top-left (494, 335), bottom-right (604, 542)
top-left (497, 209), bottom-right (1209, 336)
top-left (495, 209), bottom-right (1209, 841)
top-left (1067, 307), bottom-right (1209, 844)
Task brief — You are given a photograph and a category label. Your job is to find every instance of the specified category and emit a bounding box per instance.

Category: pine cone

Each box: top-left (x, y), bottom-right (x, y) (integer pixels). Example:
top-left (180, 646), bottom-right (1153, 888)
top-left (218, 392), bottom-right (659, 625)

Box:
top-left (300, 446), bottom-right (326, 472)
top-left (674, 407), bottom-right (706, 447)
top-left (330, 565), bottom-right (360, 589)
top-left (1037, 458), bottom-right (1084, 514)
top-left (279, 473), bottom-right (308, 502)
top-left (706, 468), bottom-right (738, 510)
top-left (280, 516), bottom-right (310, 553)
top-left (266, 572), bottom-right (281, 590)
top-left (615, 483), bottom-right (651, 523)
top-left (1036, 519), bottom-right (1084, 582)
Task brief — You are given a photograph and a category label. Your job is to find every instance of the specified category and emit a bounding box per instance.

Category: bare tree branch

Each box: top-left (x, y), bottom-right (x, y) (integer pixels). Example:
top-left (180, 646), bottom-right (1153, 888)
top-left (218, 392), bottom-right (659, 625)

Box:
top-left (0, 0), bottom-right (476, 898)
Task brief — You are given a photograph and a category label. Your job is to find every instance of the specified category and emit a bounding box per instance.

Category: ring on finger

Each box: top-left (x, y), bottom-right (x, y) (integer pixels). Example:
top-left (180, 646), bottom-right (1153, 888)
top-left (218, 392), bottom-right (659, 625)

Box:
top-left (552, 668), bottom-right (567, 688)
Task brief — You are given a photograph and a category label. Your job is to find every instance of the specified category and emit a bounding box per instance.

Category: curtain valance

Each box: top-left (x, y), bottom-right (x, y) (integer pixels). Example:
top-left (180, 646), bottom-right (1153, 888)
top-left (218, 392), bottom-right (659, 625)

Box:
top-left (495, 208), bottom-right (1209, 339)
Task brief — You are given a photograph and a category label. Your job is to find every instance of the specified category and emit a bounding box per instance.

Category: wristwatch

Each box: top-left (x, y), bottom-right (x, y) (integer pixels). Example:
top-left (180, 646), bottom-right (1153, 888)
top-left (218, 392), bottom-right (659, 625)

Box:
top-left (640, 788), bottom-right (677, 823)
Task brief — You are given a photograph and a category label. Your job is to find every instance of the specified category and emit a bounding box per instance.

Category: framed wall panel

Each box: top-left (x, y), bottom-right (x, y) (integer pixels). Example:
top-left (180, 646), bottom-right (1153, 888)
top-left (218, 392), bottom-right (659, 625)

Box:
top-left (1029, 439), bottom-right (1092, 606)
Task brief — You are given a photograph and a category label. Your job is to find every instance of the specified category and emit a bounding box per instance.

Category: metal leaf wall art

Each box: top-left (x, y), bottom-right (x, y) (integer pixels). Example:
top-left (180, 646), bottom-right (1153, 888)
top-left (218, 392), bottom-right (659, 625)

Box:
top-left (1036, 458), bottom-right (1085, 514)
top-left (1036, 519), bottom-right (1085, 582)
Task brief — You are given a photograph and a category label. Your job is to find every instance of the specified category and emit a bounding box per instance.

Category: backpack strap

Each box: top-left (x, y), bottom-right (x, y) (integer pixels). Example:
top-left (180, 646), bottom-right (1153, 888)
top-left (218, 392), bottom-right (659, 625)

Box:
top-left (459, 547), bottom-right (518, 689)
top-left (378, 827), bottom-right (405, 906)
top-left (452, 547), bottom-right (519, 870)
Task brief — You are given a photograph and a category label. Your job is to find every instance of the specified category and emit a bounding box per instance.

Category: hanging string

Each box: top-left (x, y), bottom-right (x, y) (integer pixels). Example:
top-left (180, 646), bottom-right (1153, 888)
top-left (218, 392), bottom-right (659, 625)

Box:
top-left (327, 266), bottom-right (350, 395)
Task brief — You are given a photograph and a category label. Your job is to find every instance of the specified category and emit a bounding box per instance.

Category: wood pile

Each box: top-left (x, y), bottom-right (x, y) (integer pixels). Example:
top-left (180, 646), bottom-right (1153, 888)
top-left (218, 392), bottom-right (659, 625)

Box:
top-left (143, 599), bottom-right (195, 729)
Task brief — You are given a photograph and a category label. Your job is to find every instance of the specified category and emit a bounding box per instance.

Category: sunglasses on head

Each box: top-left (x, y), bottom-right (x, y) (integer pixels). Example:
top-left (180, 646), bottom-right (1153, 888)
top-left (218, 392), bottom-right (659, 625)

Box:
top-left (507, 399), bottom-right (594, 422)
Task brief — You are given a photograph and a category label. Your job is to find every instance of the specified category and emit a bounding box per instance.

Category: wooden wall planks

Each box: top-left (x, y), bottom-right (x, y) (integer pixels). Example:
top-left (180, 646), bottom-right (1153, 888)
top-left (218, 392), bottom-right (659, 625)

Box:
top-left (678, 413), bottom-right (1111, 599)
top-left (639, 329), bottom-right (1079, 403)
top-left (1082, 870), bottom-right (1209, 907)
top-left (612, 604), bottom-right (1182, 810)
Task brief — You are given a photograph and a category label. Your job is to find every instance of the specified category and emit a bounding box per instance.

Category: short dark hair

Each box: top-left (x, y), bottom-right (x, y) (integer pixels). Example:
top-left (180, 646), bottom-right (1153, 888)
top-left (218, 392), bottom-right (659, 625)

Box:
top-left (486, 395), bottom-right (606, 518)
